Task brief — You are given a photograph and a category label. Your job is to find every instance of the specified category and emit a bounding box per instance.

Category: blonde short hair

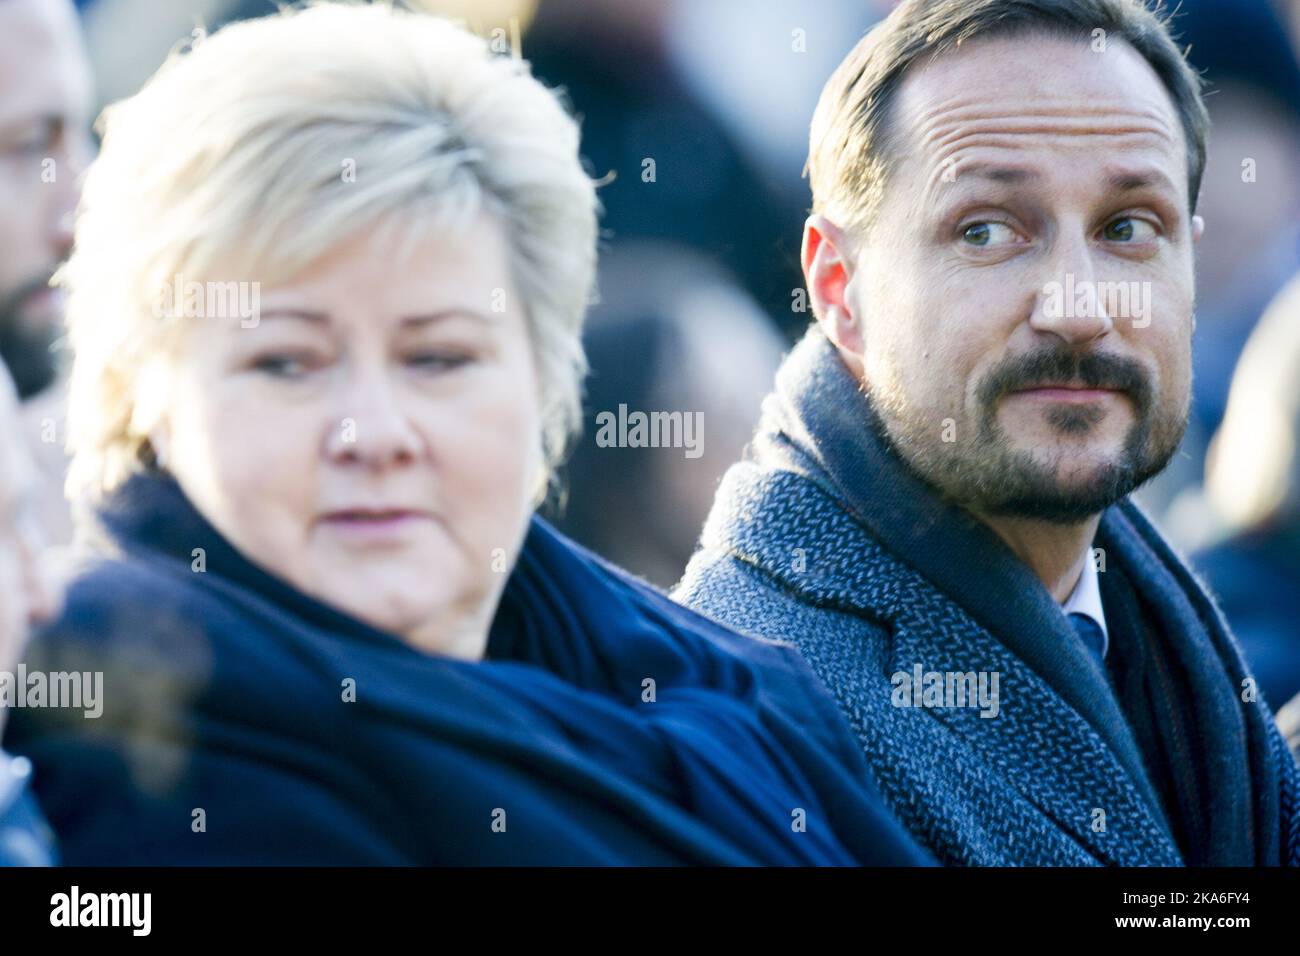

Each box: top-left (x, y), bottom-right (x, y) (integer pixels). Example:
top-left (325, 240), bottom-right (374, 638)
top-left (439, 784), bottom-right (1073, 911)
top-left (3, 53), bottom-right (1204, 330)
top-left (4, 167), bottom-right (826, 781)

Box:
top-left (61, 0), bottom-right (598, 501)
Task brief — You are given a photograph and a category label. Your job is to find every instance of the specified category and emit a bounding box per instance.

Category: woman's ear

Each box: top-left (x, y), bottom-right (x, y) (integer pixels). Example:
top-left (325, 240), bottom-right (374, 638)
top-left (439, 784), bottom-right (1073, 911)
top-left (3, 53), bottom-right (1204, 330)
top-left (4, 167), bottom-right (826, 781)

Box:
top-left (130, 357), bottom-right (174, 470)
top-left (801, 214), bottom-right (864, 358)
top-left (146, 427), bottom-right (170, 471)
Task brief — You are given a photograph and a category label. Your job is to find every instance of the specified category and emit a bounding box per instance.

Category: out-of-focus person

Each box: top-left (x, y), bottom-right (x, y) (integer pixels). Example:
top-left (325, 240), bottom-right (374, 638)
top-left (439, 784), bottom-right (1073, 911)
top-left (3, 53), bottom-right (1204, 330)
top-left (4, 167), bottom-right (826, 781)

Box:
top-left (1277, 691), bottom-right (1300, 764)
top-left (1195, 274), bottom-right (1300, 709)
top-left (518, 0), bottom-right (805, 332)
top-left (1133, 0), bottom-right (1300, 530)
top-left (0, 0), bottom-right (94, 548)
top-left (4, 2), bottom-right (929, 866)
top-left (0, 368), bottom-right (60, 867)
top-left (552, 242), bottom-right (785, 588)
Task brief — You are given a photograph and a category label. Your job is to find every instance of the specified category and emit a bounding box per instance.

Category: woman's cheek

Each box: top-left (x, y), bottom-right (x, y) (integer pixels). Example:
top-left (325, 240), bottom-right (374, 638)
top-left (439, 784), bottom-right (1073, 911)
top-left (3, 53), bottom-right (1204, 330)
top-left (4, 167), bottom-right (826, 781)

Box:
top-left (446, 388), bottom-right (539, 536)
top-left (219, 406), bottom-right (308, 495)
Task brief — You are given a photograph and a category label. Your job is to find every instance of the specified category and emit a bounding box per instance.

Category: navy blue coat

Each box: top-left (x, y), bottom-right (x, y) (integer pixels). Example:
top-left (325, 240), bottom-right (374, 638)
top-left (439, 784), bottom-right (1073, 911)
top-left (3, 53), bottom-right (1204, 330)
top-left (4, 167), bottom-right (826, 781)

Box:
top-left (3, 471), bottom-right (930, 866)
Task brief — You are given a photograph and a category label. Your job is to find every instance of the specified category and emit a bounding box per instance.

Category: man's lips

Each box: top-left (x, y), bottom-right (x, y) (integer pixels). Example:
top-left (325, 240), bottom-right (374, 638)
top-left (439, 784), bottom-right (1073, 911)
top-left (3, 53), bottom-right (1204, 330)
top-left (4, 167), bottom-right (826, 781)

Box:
top-left (1008, 383), bottom-right (1123, 403)
top-left (16, 285), bottom-right (64, 323)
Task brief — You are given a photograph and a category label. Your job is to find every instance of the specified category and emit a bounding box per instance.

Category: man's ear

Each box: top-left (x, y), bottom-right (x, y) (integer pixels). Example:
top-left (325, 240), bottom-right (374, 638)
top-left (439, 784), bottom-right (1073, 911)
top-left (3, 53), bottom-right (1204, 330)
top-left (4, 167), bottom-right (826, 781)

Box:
top-left (801, 213), bottom-right (864, 357)
top-left (1191, 214), bottom-right (1205, 244)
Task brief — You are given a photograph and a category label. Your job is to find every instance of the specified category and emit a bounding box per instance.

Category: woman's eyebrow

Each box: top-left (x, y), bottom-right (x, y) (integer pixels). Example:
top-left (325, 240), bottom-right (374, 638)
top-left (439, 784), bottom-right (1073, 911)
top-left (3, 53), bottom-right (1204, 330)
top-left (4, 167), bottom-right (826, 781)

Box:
top-left (253, 308), bottom-right (499, 327)
top-left (256, 309), bottom-right (330, 324)
top-left (399, 309), bottom-right (498, 328)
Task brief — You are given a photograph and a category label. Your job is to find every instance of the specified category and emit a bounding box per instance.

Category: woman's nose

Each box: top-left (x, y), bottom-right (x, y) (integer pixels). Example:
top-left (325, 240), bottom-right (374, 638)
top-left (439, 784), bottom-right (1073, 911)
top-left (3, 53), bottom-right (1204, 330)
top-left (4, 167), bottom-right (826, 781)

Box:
top-left (324, 371), bottom-right (423, 467)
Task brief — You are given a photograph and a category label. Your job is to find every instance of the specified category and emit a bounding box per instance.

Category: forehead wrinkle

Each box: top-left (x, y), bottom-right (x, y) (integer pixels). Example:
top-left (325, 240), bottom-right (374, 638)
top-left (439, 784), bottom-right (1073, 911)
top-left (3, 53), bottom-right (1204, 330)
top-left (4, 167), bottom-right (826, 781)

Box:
top-left (911, 93), bottom-right (1178, 147)
top-left (907, 99), bottom-right (1181, 200)
top-left (925, 133), bottom-right (1179, 200)
top-left (919, 140), bottom-right (1178, 206)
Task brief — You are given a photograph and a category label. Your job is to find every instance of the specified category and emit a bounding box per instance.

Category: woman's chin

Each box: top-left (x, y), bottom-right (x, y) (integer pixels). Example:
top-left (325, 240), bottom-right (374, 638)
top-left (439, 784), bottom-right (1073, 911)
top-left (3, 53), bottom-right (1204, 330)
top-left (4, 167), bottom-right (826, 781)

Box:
top-left (304, 565), bottom-right (451, 633)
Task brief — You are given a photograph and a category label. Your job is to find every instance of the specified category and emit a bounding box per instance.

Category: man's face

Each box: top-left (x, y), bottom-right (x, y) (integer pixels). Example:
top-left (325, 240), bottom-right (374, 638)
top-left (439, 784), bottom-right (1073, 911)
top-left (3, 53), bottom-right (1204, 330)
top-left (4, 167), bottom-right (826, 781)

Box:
top-left (848, 32), bottom-right (1200, 523)
top-left (0, 0), bottom-right (92, 399)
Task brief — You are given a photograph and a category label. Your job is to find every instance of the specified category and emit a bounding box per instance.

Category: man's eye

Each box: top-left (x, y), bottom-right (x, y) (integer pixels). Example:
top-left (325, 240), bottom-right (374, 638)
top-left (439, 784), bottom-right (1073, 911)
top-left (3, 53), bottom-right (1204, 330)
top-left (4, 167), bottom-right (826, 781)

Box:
top-left (6, 123), bottom-right (59, 158)
top-left (17, 138), bottom-right (50, 156)
top-left (2, 136), bottom-right (50, 159)
top-left (961, 222), bottom-right (1018, 247)
top-left (1101, 217), bottom-right (1156, 242)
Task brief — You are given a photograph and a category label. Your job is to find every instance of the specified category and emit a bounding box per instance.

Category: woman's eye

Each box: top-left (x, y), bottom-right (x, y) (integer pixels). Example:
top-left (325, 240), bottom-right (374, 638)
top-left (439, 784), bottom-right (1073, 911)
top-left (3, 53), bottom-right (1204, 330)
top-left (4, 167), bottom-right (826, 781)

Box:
top-left (252, 354), bottom-right (313, 378)
top-left (961, 222), bottom-right (1018, 247)
top-left (407, 352), bottom-right (471, 372)
top-left (1101, 217), bottom-right (1157, 242)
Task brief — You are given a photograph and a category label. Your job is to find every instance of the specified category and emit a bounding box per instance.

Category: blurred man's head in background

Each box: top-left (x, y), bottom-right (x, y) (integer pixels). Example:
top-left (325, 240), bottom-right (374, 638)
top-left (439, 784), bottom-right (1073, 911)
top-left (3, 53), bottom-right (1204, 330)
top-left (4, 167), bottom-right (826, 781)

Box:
top-left (0, 0), bottom-right (92, 399)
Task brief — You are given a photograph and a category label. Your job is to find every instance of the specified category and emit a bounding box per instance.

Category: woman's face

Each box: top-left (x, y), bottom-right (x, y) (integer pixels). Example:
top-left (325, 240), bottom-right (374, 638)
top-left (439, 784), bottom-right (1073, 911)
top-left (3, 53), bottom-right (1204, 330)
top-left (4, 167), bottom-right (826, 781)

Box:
top-left (154, 212), bottom-right (543, 659)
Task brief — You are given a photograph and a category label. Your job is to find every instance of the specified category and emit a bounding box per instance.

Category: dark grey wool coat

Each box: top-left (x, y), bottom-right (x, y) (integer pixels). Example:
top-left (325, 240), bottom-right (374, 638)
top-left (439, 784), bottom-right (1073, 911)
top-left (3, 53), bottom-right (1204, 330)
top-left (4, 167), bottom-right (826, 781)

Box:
top-left (673, 326), bottom-right (1300, 867)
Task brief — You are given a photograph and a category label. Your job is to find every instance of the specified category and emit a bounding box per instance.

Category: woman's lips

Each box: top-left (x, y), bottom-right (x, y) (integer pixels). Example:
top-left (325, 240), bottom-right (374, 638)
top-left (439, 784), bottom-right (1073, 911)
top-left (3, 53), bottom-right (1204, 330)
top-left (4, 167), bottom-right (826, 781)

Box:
top-left (317, 510), bottom-right (430, 545)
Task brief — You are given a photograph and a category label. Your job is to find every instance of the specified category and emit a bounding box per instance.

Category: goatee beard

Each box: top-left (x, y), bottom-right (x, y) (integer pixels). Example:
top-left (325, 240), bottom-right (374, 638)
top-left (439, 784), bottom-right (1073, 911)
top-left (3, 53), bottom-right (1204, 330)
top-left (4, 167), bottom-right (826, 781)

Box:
top-left (864, 347), bottom-right (1187, 525)
top-left (0, 294), bottom-right (61, 399)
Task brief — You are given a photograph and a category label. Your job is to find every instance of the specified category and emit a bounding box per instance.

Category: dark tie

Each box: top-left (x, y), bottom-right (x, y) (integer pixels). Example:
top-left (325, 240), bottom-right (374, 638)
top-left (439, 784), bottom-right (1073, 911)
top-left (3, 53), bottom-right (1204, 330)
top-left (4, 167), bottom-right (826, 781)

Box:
top-left (1068, 612), bottom-right (1107, 670)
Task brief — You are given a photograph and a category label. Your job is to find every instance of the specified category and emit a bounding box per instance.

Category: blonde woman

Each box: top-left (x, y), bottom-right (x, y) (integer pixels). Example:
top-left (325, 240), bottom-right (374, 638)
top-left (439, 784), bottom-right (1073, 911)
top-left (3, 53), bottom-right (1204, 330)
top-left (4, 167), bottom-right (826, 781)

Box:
top-left (2, 2), bottom-right (928, 866)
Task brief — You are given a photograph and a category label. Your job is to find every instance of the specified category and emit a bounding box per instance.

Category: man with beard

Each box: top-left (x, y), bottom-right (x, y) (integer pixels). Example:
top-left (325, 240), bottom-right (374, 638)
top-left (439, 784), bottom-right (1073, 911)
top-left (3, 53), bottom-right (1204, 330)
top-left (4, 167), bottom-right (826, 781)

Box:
top-left (674, 0), bottom-right (1300, 866)
top-left (0, 0), bottom-right (93, 546)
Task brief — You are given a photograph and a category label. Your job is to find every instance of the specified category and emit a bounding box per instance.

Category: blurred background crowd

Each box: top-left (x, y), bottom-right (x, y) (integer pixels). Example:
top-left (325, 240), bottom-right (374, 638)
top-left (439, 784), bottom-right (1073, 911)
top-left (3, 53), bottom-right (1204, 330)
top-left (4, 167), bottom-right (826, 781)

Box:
top-left (6, 0), bottom-right (1300, 708)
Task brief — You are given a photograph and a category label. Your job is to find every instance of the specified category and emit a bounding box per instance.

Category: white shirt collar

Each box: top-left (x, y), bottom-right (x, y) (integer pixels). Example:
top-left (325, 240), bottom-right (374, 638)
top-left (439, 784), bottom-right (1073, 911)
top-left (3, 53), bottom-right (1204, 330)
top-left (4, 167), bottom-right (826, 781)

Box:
top-left (1062, 551), bottom-right (1109, 659)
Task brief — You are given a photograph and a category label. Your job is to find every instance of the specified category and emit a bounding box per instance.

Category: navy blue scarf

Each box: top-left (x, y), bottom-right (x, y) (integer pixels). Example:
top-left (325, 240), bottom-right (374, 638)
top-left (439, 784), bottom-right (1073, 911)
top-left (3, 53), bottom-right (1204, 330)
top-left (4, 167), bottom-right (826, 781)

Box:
top-left (6, 471), bottom-right (928, 866)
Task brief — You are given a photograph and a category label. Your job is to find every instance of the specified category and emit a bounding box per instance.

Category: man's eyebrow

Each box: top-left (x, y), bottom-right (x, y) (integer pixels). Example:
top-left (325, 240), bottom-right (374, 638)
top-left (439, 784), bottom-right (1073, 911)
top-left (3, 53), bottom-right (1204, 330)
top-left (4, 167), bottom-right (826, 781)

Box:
top-left (1107, 168), bottom-right (1178, 193)
top-left (928, 164), bottom-right (1037, 203)
top-left (964, 165), bottom-right (1039, 184)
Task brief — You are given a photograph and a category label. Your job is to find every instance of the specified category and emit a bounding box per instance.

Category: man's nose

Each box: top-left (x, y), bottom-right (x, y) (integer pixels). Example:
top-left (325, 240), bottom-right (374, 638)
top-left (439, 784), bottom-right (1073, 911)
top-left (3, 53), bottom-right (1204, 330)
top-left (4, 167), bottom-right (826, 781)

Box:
top-left (1029, 231), bottom-right (1114, 346)
top-left (52, 208), bottom-right (75, 263)
top-left (49, 133), bottom-right (91, 261)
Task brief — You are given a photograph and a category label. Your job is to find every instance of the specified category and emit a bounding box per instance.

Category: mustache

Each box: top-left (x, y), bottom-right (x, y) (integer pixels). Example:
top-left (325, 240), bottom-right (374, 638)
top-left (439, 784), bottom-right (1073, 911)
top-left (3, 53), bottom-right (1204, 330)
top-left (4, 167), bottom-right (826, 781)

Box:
top-left (976, 347), bottom-right (1153, 412)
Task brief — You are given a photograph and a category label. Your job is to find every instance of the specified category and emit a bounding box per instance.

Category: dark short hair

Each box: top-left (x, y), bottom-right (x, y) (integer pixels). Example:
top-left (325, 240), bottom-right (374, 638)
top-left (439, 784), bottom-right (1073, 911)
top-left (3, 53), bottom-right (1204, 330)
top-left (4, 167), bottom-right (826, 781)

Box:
top-left (807, 0), bottom-right (1209, 234)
